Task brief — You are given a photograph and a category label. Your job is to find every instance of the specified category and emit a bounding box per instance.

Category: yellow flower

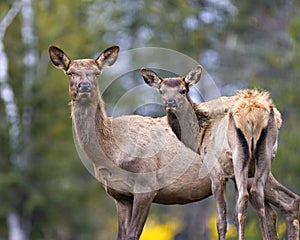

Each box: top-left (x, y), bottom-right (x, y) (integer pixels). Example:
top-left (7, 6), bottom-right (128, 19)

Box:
top-left (141, 215), bottom-right (180, 240)
top-left (208, 214), bottom-right (237, 239)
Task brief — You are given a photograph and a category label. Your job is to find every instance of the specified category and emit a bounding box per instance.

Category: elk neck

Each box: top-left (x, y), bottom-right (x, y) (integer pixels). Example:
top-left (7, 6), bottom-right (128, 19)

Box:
top-left (166, 95), bottom-right (201, 152)
top-left (71, 89), bottom-right (113, 164)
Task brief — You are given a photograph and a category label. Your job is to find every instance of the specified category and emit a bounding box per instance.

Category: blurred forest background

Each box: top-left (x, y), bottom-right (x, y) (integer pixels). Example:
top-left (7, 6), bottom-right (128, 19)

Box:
top-left (1, 0), bottom-right (300, 239)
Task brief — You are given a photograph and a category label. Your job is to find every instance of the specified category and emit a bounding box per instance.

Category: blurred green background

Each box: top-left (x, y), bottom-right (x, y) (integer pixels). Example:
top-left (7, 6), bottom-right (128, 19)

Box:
top-left (1, 0), bottom-right (300, 239)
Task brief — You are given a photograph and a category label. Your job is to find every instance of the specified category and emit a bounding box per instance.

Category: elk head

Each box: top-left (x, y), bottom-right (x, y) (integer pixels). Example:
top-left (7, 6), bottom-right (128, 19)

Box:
top-left (141, 66), bottom-right (202, 113)
top-left (48, 45), bottom-right (120, 103)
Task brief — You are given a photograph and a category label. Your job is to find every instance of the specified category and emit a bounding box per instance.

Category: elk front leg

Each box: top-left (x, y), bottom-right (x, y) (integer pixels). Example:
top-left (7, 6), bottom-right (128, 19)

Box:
top-left (115, 199), bottom-right (133, 240)
top-left (126, 192), bottom-right (157, 240)
top-left (211, 168), bottom-right (227, 240)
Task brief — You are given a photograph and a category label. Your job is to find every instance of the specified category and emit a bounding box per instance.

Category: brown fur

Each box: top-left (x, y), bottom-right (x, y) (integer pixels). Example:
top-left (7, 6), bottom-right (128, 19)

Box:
top-left (49, 46), bottom-right (300, 240)
top-left (163, 77), bottom-right (184, 87)
top-left (49, 46), bottom-right (215, 240)
top-left (232, 89), bottom-right (282, 128)
top-left (142, 67), bottom-right (300, 240)
top-left (231, 89), bottom-right (282, 151)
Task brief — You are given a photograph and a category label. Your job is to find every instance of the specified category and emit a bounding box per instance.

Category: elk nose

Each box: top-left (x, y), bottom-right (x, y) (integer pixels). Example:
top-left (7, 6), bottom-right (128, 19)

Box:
top-left (78, 82), bottom-right (91, 92)
top-left (165, 99), bottom-right (177, 109)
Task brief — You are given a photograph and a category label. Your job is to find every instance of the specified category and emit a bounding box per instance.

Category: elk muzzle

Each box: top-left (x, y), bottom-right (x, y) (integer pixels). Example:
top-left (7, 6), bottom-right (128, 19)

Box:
top-left (165, 99), bottom-right (178, 112)
top-left (78, 82), bottom-right (92, 93)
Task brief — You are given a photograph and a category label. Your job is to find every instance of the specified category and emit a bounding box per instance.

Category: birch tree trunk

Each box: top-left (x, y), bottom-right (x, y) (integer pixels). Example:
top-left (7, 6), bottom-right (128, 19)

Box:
top-left (21, 0), bottom-right (37, 167)
top-left (1, 0), bottom-right (37, 239)
top-left (0, 1), bottom-right (28, 240)
top-left (0, 0), bottom-right (21, 166)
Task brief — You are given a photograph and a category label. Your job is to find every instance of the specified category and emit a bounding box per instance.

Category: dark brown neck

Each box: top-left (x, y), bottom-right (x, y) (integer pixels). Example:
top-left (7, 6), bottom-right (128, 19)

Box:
top-left (166, 97), bottom-right (198, 152)
top-left (167, 112), bottom-right (182, 140)
top-left (166, 95), bottom-right (209, 152)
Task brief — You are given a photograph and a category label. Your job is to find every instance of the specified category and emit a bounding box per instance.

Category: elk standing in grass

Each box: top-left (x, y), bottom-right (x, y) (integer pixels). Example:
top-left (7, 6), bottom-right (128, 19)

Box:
top-left (142, 66), bottom-right (300, 240)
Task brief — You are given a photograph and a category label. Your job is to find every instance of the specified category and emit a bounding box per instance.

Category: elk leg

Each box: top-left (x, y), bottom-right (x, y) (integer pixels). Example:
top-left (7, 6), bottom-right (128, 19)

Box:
top-left (235, 183), bottom-right (249, 240)
top-left (126, 192), bottom-right (157, 240)
top-left (248, 191), bottom-right (279, 240)
top-left (250, 159), bottom-right (271, 240)
top-left (265, 201), bottom-right (279, 240)
top-left (246, 180), bottom-right (279, 240)
top-left (233, 155), bottom-right (250, 239)
top-left (263, 173), bottom-right (300, 240)
top-left (202, 150), bottom-right (228, 240)
top-left (115, 199), bottom-right (133, 240)
top-left (211, 174), bottom-right (227, 240)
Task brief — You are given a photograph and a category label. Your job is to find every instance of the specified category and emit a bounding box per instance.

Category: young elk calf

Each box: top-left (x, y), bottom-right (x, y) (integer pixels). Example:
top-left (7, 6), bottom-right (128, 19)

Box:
top-left (142, 67), bottom-right (297, 240)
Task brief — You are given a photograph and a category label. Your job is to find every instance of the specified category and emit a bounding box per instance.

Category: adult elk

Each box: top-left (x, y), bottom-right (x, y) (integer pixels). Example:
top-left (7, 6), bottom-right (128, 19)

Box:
top-left (49, 45), bottom-right (213, 240)
top-left (142, 66), bottom-right (300, 240)
top-left (49, 46), bottom-right (299, 240)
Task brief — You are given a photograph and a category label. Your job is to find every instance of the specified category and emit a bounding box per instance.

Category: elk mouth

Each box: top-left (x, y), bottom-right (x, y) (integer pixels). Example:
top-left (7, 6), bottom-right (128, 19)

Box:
top-left (165, 100), bottom-right (178, 112)
top-left (76, 82), bottom-right (92, 100)
top-left (165, 106), bottom-right (177, 112)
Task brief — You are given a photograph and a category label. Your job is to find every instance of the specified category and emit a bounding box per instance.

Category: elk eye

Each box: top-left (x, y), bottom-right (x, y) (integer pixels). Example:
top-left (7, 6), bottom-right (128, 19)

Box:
top-left (67, 72), bottom-right (75, 77)
top-left (180, 89), bottom-right (187, 94)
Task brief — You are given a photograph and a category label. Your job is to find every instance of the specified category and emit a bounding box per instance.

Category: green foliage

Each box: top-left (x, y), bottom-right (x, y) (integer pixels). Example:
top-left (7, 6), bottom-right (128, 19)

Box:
top-left (1, 1), bottom-right (116, 239)
top-left (1, 0), bottom-right (299, 239)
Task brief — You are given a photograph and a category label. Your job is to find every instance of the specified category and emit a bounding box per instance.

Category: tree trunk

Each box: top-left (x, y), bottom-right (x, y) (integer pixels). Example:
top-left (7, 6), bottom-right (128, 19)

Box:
top-left (7, 211), bottom-right (29, 240)
top-left (21, 0), bottom-right (37, 167)
top-left (0, 0), bottom-right (22, 165)
top-left (0, 0), bottom-right (36, 239)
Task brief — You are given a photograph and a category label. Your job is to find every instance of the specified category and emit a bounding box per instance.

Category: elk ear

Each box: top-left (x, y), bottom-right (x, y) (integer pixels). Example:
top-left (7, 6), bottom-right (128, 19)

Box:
top-left (184, 65), bottom-right (202, 86)
top-left (141, 68), bottom-right (162, 89)
top-left (48, 46), bottom-right (71, 72)
top-left (96, 45), bottom-right (120, 69)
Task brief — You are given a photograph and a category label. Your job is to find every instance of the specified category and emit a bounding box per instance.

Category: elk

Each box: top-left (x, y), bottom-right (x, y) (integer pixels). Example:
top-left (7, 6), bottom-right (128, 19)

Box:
top-left (142, 66), bottom-right (300, 240)
top-left (49, 45), bottom-right (216, 240)
top-left (48, 46), bottom-right (299, 240)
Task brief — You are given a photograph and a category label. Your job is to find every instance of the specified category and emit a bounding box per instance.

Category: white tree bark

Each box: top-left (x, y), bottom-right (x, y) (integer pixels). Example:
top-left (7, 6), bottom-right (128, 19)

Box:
top-left (7, 212), bottom-right (27, 240)
top-left (21, 0), bottom-right (37, 167)
top-left (0, 0), bottom-right (21, 165)
top-left (0, 1), bottom-right (30, 240)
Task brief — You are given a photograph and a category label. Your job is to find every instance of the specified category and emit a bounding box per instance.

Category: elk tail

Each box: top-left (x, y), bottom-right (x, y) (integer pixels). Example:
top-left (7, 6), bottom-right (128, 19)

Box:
top-left (230, 89), bottom-right (281, 168)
